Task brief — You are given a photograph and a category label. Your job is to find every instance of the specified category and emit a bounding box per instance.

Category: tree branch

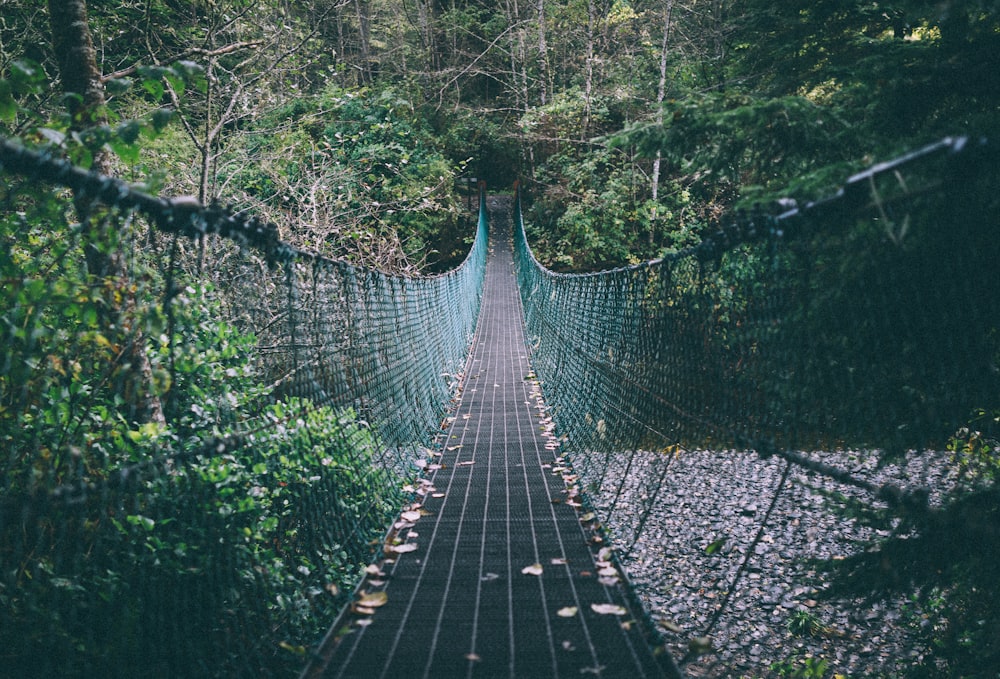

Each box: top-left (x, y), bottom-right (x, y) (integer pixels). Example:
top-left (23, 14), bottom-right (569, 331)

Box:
top-left (101, 41), bottom-right (265, 82)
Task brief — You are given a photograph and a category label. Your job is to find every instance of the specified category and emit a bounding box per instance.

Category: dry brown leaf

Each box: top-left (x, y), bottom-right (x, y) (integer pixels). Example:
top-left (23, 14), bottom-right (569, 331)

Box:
top-left (590, 603), bottom-right (626, 616)
top-left (521, 563), bottom-right (544, 576)
top-left (357, 591), bottom-right (388, 608)
top-left (400, 510), bottom-right (421, 522)
top-left (389, 543), bottom-right (418, 554)
top-left (364, 564), bottom-right (383, 576)
top-left (556, 606), bottom-right (578, 617)
top-left (659, 620), bottom-right (683, 633)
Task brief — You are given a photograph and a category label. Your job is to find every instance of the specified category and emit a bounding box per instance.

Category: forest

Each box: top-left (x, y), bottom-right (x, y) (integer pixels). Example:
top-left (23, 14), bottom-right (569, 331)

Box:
top-left (3, 0), bottom-right (997, 272)
top-left (1, 1), bottom-right (999, 677)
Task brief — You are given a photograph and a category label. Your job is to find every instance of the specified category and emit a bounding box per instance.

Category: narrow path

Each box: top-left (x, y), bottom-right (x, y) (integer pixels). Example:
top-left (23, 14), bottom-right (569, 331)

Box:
top-left (306, 197), bottom-right (673, 678)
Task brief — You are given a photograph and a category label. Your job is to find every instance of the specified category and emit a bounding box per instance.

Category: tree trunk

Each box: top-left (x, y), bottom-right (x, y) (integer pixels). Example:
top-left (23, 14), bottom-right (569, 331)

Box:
top-left (354, 0), bottom-right (371, 84)
top-left (650, 0), bottom-right (674, 244)
top-left (48, 0), bottom-right (111, 175)
top-left (48, 0), bottom-right (165, 425)
top-left (536, 0), bottom-right (549, 105)
top-left (581, 0), bottom-right (595, 140)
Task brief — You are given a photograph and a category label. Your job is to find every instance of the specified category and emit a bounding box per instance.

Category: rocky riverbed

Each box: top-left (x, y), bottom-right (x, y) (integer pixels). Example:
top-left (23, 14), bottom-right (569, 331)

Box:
top-left (591, 447), bottom-right (961, 677)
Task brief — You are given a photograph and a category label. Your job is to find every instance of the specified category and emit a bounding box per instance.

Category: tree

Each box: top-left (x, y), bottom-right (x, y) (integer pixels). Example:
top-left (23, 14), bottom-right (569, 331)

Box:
top-left (47, 0), bottom-right (164, 424)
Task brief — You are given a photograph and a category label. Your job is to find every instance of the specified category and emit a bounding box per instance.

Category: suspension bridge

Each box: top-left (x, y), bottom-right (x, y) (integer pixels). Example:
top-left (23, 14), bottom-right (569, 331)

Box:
top-left (0, 136), bottom-right (997, 678)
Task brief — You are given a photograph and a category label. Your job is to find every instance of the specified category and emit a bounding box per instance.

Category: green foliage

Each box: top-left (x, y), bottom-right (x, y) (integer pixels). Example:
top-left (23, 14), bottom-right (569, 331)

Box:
top-left (523, 92), bottom-right (707, 270)
top-left (1, 59), bottom-right (199, 170)
top-left (949, 409), bottom-right (1000, 487)
top-left (786, 610), bottom-right (826, 638)
top-left (222, 84), bottom-right (466, 272)
top-left (770, 654), bottom-right (830, 679)
top-left (0, 59), bottom-right (47, 123)
top-left (612, 92), bottom-right (858, 206)
top-left (0, 159), bottom-right (403, 678)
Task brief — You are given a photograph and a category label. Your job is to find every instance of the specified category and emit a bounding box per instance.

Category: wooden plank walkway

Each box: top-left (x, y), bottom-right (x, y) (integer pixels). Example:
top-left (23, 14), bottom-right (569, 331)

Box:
top-left (303, 197), bottom-right (677, 679)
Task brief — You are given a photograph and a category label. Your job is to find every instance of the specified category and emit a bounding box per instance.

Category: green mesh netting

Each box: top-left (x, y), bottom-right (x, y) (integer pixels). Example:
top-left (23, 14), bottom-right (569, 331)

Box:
top-left (514, 135), bottom-right (999, 560)
top-left (0, 139), bottom-right (487, 678)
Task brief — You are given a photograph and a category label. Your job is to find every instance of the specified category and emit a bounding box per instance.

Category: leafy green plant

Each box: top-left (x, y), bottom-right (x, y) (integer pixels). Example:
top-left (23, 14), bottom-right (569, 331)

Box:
top-left (770, 654), bottom-right (831, 679)
top-left (949, 409), bottom-right (1000, 487)
top-left (787, 610), bottom-right (826, 638)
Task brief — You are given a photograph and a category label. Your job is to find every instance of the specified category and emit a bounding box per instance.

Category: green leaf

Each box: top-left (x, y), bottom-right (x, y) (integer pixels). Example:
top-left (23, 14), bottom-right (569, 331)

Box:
top-left (150, 107), bottom-right (173, 132)
top-left (109, 137), bottom-right (140, 165)
top-left (141, 78), bottom-right (164, 101)
top-left (105, 78), bottom-right (133, 96)
top-left (9, 59), bottom-right (45, 95)
top-left (116, 119), bottom-right (142, 145)
top-left (704, 537), bottom-right (727, 555)
top-left (0, 80), bottom-right (15, 122)
top-left (126, 514), bottom-right (156, 531)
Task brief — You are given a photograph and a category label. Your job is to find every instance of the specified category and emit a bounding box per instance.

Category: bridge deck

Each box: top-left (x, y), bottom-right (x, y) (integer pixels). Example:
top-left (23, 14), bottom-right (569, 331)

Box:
top-left (306, 198), bottom-right (673, 679)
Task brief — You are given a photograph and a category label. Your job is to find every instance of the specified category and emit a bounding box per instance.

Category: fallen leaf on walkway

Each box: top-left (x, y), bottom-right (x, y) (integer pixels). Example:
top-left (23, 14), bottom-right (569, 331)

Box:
top-left (414, 459), bottom-right (428, 468)
top-left (481, 572), bottom-right (499, 582)
top-left (432, 492), bottom-right (445, 498)
top-left (401, 510), bottom-right (421, 522)
top-left (659, 620), bottom-right (683, 633)
top-left (457, 460), bottom-right (475, 466)
top-left (579, 512), bottom-right (596, 522)
top-left (364, 564), bottom-right (383, 577)
top-left (521, 563), bottom-right (544, 576)
top-left (688, 636), bottom-right (713, 656)
top-left (465, 653), bottom-right (481, 662)
top-left (358, 591), bottom-right (388, 607)
top-left (389, 543), bottom-right (418, 554)
top-left (598, 566), bottom-right (618, 577)
top-left (447, 445), bottom-right (462, 451)
top-left (355, 618), bottom-right (373, 627)
top-left (591, 603), bottom-right (626, 616)
top-left (557, 606), bottom-right (578, 617)
top-left (550, 557), bottom-right (568, 565)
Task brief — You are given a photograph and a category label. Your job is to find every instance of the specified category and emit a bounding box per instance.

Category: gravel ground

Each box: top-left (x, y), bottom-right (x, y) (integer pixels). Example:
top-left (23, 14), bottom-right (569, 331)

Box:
top-left (587, 447), bottom-right (961, 678)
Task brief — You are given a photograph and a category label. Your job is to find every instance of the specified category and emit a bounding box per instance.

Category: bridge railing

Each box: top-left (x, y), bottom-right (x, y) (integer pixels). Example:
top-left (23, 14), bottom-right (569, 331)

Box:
top-left (0, 138), bottom-right (488, 678)
top-left (513, 137), bottom-right (999, 666)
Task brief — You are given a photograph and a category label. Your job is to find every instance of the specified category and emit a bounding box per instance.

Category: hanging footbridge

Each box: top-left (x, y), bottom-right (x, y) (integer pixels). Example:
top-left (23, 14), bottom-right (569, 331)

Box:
top-left (0, 137), bottom-right (997, 678)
